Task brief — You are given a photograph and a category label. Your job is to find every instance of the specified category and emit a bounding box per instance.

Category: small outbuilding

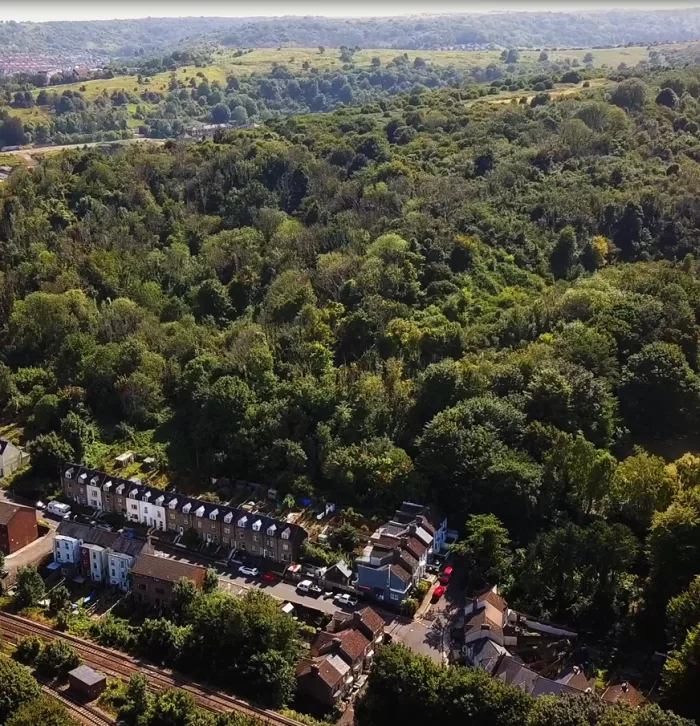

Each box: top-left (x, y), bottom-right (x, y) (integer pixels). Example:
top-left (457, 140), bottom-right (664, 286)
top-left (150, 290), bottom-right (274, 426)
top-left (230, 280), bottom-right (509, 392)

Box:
top-left (68, 665), bottom-right (107, 700)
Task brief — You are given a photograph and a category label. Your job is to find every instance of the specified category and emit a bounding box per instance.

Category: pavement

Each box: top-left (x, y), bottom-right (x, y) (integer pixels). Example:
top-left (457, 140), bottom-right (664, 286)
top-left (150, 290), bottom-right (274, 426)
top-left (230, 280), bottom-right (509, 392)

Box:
top-left (154, 545), bottom-right (445, 663)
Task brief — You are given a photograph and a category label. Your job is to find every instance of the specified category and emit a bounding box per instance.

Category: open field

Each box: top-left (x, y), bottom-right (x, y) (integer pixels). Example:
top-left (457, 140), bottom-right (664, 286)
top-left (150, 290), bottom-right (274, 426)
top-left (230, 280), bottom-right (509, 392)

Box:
top-left (29, 44), bottom-right (654, 103)
top-left (467, 76), bottom-right (613, 107)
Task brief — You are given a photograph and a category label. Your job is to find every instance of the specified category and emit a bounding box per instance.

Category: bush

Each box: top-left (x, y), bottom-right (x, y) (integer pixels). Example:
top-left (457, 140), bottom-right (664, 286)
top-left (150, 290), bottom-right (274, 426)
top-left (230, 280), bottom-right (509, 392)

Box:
top-left (35, 640), bottom-right (80, 677)
top-left (415, 581), bottom-right (431, 600)
top-left (401, 597), bottom-right (419, 617)
top-left (13, 636), bottom-right (42, 665)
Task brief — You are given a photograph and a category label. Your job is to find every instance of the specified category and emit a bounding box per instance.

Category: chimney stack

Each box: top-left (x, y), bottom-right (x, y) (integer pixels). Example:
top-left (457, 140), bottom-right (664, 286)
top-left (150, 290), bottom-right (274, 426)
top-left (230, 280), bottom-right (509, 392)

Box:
top-left (311, 663), bottom-right (320, 674)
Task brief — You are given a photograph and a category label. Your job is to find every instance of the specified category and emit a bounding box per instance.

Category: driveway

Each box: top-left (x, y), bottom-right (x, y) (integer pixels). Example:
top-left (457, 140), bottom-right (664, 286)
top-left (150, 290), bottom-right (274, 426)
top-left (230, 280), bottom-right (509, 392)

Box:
top-left (153, 545), bottom-right (446, 662)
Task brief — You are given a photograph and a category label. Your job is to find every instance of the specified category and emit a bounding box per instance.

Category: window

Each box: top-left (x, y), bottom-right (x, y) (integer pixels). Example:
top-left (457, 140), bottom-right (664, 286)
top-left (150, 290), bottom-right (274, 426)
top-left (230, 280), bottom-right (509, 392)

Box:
top-left (168, 512), bottom-right (175, 519)
top-left (111, 569), bottom-right (116, 577)
top-left (239, 533), bottom-right (245, 540)
top-left (120, 560), bottom-right (125, 568)
top-left (131, 504), bottom-right (138, 511)
top-left (253, 534), bottom-right (259, 542)
top-left (157, 511), bottom-right (162, 518)
top-left (282, 544), bottom-right (289, 551)
top-left (267, 539), bottom-right (274, 547)
top-left (281, 554), bottom-right (288, 561)
top-left (223, 527), bottom-right (230, 534)
top-left (240, 543), bottom-right (246, 550)
top-left (137, 583), bottom-right (147, 590)
top-left (197, 521), bottom-right (202, 529)
top-left (155, 587), bottom-right (165, 595)
top-left (390, 593), bottom-right (399, 601)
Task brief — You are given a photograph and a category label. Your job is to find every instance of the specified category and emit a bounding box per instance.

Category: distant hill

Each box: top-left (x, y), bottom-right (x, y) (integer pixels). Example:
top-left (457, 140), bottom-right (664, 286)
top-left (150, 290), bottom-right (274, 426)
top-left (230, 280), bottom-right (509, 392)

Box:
top-left (3, 9), bottom-right (700, 56)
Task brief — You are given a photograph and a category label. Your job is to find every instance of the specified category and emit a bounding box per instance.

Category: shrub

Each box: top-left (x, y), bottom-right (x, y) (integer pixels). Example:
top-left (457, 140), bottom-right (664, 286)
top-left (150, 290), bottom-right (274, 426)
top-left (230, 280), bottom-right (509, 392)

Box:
top-left (13, 636), bottom-right (42, 665)
top-left (35, 640), bottom-right (80, 677)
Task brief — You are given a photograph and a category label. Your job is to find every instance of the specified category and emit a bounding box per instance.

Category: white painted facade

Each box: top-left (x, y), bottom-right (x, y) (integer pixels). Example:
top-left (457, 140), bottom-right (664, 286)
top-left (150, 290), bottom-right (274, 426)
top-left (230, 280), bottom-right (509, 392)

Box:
top-left (86, 474), bottom-right (103, 510)
top-left (138, 492), bottom-right (165, 531)
top-left (83, 543), bottom-right (108, 583)
top-left (108, 550), bottom-right (135, 591)
top-left (54, 534), bottom-right (80, 565)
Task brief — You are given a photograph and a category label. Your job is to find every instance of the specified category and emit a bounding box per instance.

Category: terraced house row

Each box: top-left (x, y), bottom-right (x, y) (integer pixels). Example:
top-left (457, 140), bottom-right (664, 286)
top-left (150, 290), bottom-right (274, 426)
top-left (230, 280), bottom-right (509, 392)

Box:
top-left (61, 464), bottom-right (308, 565)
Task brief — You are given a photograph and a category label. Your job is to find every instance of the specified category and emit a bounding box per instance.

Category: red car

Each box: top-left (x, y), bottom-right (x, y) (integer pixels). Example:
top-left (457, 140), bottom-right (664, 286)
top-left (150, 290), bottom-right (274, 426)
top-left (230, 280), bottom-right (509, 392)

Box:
top-left (261, 572), bottom-right (277, 583)
top-left (440, 566), bottom-right (453, 585)
top-left (432, 585), bottom-right (446, 600)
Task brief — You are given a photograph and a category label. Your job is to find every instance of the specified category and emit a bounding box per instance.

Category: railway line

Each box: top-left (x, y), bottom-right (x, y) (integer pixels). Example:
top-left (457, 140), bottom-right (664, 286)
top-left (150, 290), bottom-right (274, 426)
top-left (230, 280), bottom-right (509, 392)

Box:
top-left (0, 611), bottom-right (304, 726)
top-left (40, 684), bottom-right (114, 726)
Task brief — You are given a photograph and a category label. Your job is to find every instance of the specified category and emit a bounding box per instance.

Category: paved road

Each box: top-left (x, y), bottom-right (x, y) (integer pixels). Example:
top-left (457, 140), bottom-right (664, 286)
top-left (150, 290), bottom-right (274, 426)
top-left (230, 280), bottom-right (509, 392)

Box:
top-left (3, 137), bottom-right (165, 166)
top-left (154, 546), bottom-right (444, 663)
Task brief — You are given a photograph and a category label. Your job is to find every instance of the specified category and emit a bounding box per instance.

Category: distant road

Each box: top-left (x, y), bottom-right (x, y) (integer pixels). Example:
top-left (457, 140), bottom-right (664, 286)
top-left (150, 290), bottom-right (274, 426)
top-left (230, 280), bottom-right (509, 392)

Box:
top-left (4, 137), bottom-right (166, 165)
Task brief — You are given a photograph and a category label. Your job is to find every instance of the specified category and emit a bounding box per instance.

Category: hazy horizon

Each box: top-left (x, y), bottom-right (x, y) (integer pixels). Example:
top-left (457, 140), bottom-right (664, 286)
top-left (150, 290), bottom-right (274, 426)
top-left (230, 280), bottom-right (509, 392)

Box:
top-left (2, 0), bottom-right (700, 23)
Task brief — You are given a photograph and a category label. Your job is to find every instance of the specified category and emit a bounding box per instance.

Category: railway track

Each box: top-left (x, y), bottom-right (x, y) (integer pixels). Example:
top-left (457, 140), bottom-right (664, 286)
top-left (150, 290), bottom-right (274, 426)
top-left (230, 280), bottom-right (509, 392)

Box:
top-left (0, 611), bottom-right (303, 726)
top-left (40, 684), bottom-right (114, 726)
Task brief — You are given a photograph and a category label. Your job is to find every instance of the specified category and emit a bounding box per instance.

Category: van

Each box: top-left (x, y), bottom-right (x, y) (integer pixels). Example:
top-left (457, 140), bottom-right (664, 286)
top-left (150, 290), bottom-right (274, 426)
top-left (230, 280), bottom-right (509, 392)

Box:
top-left (47, 501), bottom-right (71, 518)
top-left (296, 579), bottom-right (313, 593)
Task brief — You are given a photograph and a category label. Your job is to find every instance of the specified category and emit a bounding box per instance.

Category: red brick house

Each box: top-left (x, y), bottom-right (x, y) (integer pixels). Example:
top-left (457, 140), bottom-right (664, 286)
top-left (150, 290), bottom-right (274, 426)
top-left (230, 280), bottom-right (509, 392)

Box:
top-left (0, 502), bottom-right (38, 555)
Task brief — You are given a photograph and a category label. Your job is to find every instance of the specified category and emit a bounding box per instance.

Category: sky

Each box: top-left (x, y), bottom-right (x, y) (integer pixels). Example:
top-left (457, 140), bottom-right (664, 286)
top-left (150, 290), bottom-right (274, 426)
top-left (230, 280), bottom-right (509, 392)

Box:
top-left (1, 0), bottom-right (699, 23)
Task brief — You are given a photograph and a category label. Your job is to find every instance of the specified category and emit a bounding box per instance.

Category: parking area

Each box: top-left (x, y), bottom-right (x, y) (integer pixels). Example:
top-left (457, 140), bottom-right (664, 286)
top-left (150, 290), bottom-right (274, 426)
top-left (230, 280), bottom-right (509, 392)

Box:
top-left (154, 546), bottom-right (446, 662)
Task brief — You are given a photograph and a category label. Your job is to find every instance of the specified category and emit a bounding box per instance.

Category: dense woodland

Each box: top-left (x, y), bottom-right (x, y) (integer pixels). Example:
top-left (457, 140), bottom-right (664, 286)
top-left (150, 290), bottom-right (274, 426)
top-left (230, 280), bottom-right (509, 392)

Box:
top-left (4, 10), bottom-right (700, 55)
top-left (4, 58), bottom-right (700, 721)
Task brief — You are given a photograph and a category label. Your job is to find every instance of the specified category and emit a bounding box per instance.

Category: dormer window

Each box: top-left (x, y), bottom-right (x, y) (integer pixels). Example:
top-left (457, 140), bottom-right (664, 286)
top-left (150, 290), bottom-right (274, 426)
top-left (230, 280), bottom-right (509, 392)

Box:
top-left (224, 512), bottom-right (233, 524)
top-left (267, 524), bottom-right (277, 536)
top-left (169, 498), bottom-right (178, 509)
top-left (238, 515), bottom-right (248, 528)
top-left (209, 509), bottom-right (219, 520)
top-left (116, 484), bottom-right (125, 495)
top-left (65, 468), bottom-right (73, 479)
top-left (195, 506), bottom-right (205, 518)
top-left (129, 488), bottom-right (138, 498)
top-left (104, 481), bottom-right (112, 492)
top-left (252, 519), bottom-right (262, 532)
top-left (90, 476), bottom-right (99, 486)
top-left (79, 473), bottom-right (87, 483)
top-left (155, 495), bottom-right (164, 506)
top-left (143, 491), bottom-right (151, 501)
top-left (182, 503), bottom-right (191, 514)
top-left (281, 528), bottom-right (291, 540)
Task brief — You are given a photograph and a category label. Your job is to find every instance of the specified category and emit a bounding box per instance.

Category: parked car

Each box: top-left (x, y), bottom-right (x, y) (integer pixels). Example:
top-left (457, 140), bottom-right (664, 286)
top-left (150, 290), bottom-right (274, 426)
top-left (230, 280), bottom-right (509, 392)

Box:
top-left (432, 585), bottom-right (446, 600)
top-left (334, 593), bottom-right (358, 607)
top-left (440, 566), bottom-right (453, 585)
top-left (47, 501), bottom-right (71, 518)
top-left (35, 501), bottom-right (46, 511)
top-left (323, 591), bottom-right (334, 599)
top-left (309, 584), bottom-right (323, 596)
top-left (261, 572), bottom-right (277, 583)
top-left (297, 579), bottom-right (313, 593)
top-left (239, 566), bottom-right (259, 577)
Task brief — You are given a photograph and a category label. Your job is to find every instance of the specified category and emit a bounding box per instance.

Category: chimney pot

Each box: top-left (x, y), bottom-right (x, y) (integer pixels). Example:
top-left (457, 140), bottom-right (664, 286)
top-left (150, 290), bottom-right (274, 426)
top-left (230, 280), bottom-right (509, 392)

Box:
top-left (310, 663), bottom-right (320, 673)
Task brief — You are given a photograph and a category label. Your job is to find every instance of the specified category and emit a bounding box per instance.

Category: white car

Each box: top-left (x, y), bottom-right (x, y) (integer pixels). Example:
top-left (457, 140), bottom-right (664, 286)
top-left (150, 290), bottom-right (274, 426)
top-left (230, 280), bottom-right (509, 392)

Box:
top-left (297, 579), bottom-right (313, 593)
top-left (334, 593), bottom-right (358, 607)
top-left (238, 566), bottom-right (259, 577)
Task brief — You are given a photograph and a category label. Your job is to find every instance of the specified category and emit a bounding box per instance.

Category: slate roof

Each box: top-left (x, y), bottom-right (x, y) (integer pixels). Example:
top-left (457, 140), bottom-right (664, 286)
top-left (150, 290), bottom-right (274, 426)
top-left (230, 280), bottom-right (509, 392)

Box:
top-left (494, 656), bottom-right (579, 697)
top-left (62, 462), bottom-right (308, 544)
top-left (69, 665), bottom-right (106, 686)
top-left (466, 637), bottom-right (510, 673)
top-left (328, 560), bottom-right (352, 580)
top-left (131, 553), bottom-right (206, 586)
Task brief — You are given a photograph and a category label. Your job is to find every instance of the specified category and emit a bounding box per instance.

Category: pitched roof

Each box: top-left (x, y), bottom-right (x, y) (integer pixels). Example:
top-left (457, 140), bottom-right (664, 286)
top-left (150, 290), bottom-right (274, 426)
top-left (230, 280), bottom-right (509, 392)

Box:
top-left (494, 657), bottom-right (578, 698)
top-left (0, 501), bottom-right (34, 526)
top-left (0, 438), bottom-right (15, 456)
top-left (131, 553), bottom-right (206, 586)
top-left (390, 563), bottom-right (412, 584)
top-left (602, 683), bottom-right (646, 708)
top-left (296, 655), bottom-right (347, 689)
top-left (328, 561), bottom-right (352, 579)
top-left (466, 637), bottom-right (510, 673)
top-left (314, 628), bottom-right (370, 664)
top-left (356, 606), bottom-right (385, 636)
top-left (404, 535), bottom-right (428, 560)
top-left (465, 607), bottom-right (504, 640)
